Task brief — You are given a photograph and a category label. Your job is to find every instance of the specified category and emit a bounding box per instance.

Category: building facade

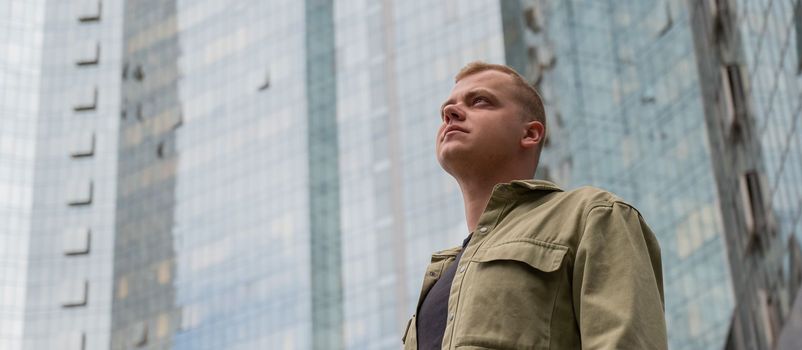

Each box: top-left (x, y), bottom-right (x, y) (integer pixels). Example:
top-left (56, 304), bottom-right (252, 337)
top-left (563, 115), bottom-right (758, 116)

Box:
top-left (535, 0), bottom-right (735, 348)
top-left (21, 0), bottom-right (124, 349)
top-left (3, 1), bottom-right (503, 348)
top-left (535, 0), bottom-right (802, 349)
top-left (0, 1), bottom-right (45, 349)
top-left (1, 0), bottom-right (800, 349)
top-left (686, 0), bottom-right (802, 349)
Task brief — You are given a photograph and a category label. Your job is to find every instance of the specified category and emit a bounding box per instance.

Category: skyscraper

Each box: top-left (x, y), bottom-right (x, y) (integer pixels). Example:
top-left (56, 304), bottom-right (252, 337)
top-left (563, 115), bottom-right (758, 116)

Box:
top-left (533, 1), bottom-right (736, 348)
top-left (534, 0), bottom-right (802, 349)
top-left (686, 0), bottom-right (802, 348)
top-left (20, 0), bottom-right (123, 349)
top-left (0, 1), bottom-right (45, 349)
top-left (1, 1), bottom-right (800, 350)
top-left (6, 1), bottom-right (510, 349)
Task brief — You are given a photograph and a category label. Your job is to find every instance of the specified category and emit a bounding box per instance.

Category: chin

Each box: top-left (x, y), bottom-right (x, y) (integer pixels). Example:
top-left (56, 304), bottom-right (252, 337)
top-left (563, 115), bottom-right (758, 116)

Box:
top-left (437, 147), bottom-right (471, 173)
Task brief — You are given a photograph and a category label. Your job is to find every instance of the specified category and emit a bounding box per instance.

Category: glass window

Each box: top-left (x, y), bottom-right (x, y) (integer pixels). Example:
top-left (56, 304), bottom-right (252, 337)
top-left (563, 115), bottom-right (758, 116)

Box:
top-left (720, 64), bottom-right (746, 133)
top-left (739, 170), bottom-right (771, 241)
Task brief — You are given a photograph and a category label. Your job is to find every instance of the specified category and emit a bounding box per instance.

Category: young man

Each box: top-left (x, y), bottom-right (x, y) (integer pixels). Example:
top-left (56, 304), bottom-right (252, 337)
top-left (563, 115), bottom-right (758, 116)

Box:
top-left (402, 62), bottom-right (667, 349)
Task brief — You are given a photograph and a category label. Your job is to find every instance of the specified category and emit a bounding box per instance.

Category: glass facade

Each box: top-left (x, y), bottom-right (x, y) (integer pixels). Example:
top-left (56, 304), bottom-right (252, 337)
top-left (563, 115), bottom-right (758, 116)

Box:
top-left (21, 0), bottom-right (124, 349)
top-left (305, 1), bottom-right (343, 349)
top-left (130, 1), bottom-right (313, 349)
top-left (537, 1), bottom-right (734, 349)
top-left (713, 0), bottom-right (802, 348)
top-left (0, 1), bottom-right (44, 349)
top-left (739, 0), bottom-right (802, 273)
top-left (2, 0), bottom-right (800, 349)
top-left (111, 0), bottom-right (181, 348)
top-left (105, 1), bottom-right (507, 349)
top-left (334, 1), bottom-right (505, 348)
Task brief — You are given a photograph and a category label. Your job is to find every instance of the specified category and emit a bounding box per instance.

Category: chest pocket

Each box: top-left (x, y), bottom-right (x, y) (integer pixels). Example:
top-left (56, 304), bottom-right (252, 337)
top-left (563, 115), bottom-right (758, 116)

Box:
top-left (454, 239), bottom-right (568, 350)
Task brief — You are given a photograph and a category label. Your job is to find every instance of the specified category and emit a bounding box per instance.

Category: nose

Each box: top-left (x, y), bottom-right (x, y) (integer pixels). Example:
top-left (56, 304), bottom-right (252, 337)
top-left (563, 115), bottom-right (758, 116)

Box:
top-left (442, 104), bottom-right (464, 124)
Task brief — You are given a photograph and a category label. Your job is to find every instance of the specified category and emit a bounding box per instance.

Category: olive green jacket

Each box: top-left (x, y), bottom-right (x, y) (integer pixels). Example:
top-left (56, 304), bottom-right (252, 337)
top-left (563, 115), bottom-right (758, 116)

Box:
top-left (402, 180), bottom-right (667, 350)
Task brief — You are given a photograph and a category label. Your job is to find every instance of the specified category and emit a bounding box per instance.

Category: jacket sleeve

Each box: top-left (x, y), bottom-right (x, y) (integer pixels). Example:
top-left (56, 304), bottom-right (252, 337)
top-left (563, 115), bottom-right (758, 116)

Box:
top-left (572, 201), bottom-right (667, 349)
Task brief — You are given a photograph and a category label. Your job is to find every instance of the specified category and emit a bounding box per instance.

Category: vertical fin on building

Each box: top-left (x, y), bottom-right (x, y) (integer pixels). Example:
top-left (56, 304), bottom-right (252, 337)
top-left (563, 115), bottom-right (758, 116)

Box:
top-left (305, 0), bottom-right (344, 349)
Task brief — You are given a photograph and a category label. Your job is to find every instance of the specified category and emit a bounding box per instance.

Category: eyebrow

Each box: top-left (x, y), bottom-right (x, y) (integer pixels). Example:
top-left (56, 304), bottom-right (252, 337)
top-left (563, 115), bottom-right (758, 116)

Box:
top-left (440, 88), bottom-right (499, 116)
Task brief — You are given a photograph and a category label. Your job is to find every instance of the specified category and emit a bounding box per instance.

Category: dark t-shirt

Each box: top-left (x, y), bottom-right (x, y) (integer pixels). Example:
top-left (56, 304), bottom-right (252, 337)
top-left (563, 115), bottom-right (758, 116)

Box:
top-left (416, 235), bottom-right (472, 350)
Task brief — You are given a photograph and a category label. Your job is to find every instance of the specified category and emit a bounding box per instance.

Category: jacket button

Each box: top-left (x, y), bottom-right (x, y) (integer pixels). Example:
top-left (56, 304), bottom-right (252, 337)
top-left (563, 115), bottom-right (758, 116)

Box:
top-left (449, 313), bottom-right (454, 321)
top-left (478, 227), bottom-right (488, 233)
top-left (459, 266), bottom-right (466, 273)
top-left (428, 271), bottom-right (436, 277)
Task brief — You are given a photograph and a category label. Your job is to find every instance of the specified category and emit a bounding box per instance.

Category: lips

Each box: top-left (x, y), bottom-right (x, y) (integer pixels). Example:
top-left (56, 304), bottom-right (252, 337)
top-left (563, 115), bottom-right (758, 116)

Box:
top-left (442, 125), bottom-right (468, 140)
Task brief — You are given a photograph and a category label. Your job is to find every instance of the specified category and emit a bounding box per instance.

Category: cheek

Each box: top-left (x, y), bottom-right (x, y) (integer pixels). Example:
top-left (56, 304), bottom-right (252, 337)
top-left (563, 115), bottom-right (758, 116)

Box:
top-left (435, 124), bottom-right (446, 141)
top-left (482, 124), bottom-right (519, 148)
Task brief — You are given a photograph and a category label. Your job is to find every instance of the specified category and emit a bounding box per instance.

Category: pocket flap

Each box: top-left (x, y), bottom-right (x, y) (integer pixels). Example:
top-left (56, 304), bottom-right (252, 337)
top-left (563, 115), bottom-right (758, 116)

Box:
top-left (473, 239), bottom-right (568, 272)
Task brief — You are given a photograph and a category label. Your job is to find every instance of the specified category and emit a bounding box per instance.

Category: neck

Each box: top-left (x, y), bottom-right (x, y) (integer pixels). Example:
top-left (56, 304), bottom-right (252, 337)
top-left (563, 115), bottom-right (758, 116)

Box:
top-left (456, 170), bottom-right (532, 232)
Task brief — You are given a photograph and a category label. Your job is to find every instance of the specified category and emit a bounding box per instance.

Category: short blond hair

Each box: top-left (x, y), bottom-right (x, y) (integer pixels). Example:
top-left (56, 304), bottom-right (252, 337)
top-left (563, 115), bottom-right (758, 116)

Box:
top-left (455, 61), bottom-right (546, 127)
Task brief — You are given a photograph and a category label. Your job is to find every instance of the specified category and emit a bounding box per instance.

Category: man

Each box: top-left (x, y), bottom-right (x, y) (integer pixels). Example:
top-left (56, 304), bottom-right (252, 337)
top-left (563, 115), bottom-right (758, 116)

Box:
top-left (402, 62), bottom-right (667, 349)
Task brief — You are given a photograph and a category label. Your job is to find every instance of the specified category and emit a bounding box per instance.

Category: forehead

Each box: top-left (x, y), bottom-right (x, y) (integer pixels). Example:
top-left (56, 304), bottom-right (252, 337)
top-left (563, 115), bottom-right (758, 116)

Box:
top-left (450, 69), bottom-right (517, 97)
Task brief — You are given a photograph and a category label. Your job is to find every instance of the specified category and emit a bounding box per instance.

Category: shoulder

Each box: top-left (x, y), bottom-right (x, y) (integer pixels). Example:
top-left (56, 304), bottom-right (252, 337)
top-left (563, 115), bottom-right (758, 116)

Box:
top-left (547, 185), bottom-right (639, 215)
top-left (557, 188), bottom-right (652, 246)
top-left (499, 182), bottom-right (650, 249)
top-left (539, 186), bottom-right (647, 240)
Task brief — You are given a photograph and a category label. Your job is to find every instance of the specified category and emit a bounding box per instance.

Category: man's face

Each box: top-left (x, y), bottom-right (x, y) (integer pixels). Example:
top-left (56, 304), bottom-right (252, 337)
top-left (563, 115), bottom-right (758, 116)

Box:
top-left (436, 70), bottom-right (529, 174)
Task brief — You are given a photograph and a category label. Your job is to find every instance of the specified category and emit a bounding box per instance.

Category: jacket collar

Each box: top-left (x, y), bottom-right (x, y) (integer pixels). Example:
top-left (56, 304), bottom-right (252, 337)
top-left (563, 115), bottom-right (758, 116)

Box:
top-left (488, 179), bottom-right (563, 200)
top-left (508, 179), bottom-right (563, 192)
top-left (431, 180), bottom-right (562, 259)
top-left (431, 245), bottom-right (462, 258)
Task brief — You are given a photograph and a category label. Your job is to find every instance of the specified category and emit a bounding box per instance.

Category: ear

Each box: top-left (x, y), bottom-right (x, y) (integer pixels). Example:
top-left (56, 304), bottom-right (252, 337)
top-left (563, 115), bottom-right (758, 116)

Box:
top-left (521, 120), bottom-right (545, 149)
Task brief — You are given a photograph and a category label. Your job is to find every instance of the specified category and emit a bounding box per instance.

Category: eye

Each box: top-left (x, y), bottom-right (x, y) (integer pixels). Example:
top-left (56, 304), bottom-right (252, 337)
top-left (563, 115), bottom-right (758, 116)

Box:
top-left (472, 96), bottom-right (490, 105)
